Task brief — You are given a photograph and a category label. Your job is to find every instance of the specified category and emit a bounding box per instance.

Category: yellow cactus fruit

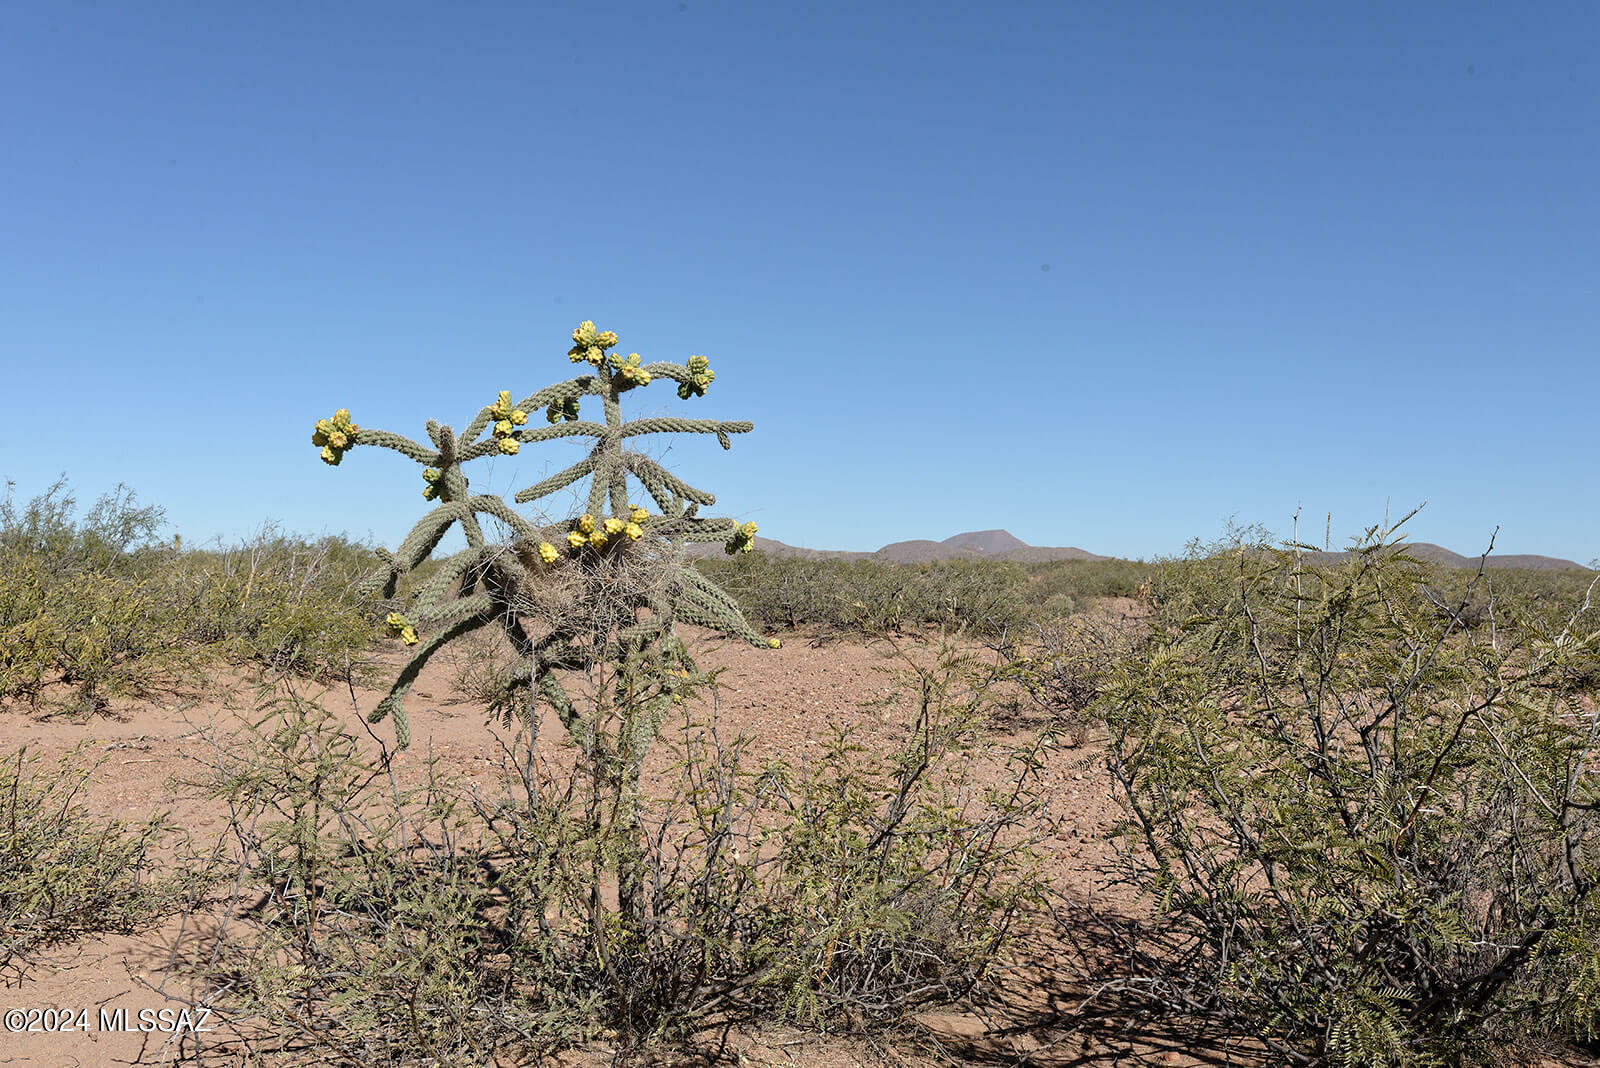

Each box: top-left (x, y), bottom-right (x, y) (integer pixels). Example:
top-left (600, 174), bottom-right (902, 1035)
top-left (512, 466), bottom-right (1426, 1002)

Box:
top-left (573, 321), bottom-right (597, 344)
top-left (400, 625), bottom-right (418, 645)
top-left (313, 409), bottom-right (359, 464)
top-left (767, 637), bottom-right (781, 649)
top-left (741, 521), bottom-right (758, 538)
top-left (537, 542), bottom-right (559, 564)
top-left (596, 330), bottom-right (618, 348)
top-left (498, 437), bottom-right (520, 455)
top-left (623, 522), bottom-right (643, 541)
top-left (603, 517), bottom-right (625, 536)
top-left (511, 408), bottom-right (528, 426)
top-left (630, 506), bottom-right (649, 523)
top-left (578, 514), bottom-right (595, 534)
top-left (495, 419), bottom-right (513, 436)
top-left (588, 531), bottom-right (609, 549)
top-left (385, 612), bottom-right (407, 630)
top-left (498, 390), bottom-right (512, 409)
top-left (567, 531), bottom-right (587, 550)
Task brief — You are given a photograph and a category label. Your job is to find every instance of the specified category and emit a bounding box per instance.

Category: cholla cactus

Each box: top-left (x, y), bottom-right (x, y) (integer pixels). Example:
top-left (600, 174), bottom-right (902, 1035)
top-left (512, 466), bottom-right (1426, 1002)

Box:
top-left (315, 321), bottom-right (772, 748)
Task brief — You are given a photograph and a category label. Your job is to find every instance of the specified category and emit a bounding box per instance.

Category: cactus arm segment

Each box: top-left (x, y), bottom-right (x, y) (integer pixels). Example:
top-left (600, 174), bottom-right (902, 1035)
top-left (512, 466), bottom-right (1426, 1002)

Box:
top-left (625, 457), bottom-right (684, 515)
top-left (518, 376), bottom-right (599, 415)
top-left (620, 418), bottom-right (753, 441)
top-left (466, 494), bottom-right (539, 541)
top-left (673, 585), bottom-right (766, 647)
top-left (678, 564), bottom-right (747, 615)
top-left (352, 429), bottom-right (438, 465)
top-left (357, 547), bottom-right (401, 600)
top-left (586, 452), bottom-right (616, 517)
top-left (537, 672), bottom-right (580, 743)
top-left (651, 516), bottom-right (739, 543)
top-left (370, 612), bottom-right (491, 748)
top-left (395, 503), bottom-right (472, 572)
top-left (411, 545), bottom-right (493, 608)
top-left (616, 613), bottom-right (670, 648)
top-left (609, 470), bottom-right (629, 517)
top-left (461, 407), bottom-right (497, 445)
top-left (641, 362), bottom-right (689, 382)
top-left (513, 454), bottom-right (601, 504)
top-left (624, 455), bottom-right (717, 507)
top-left (413, 591), bottom-right (496, 631)
top-left (458, 421), bottom-right (610, 463)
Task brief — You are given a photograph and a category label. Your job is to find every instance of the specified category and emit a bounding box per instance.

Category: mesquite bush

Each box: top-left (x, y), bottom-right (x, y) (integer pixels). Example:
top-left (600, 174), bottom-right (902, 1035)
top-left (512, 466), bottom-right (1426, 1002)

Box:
top-left (1097, 515), bottom-right (1600, 1065)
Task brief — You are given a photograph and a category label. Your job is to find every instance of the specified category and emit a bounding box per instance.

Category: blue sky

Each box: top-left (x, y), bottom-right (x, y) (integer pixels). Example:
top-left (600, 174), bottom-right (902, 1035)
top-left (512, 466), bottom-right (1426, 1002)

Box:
top-left (3, 2), bottom-right (1595, 564)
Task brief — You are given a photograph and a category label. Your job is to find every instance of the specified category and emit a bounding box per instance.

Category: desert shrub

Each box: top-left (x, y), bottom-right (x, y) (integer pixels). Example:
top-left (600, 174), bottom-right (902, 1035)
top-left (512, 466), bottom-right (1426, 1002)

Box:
top-left (607, 639), bottom-right (1054, 1036)
top-left (1093, 515), bottom-right (1600, 1065)
top-left (0, 480), bottom-right (384, 706)
top-left (989, 611), bottom-right (1146, 745)
top-left (188, 650), bottom-right (1054, 1061)
top-left (0, 479), bottom-right (190, 711)
top-left (1023, 557), bottom-right (1152, 610)
top-left (0, 745), bottom-right (191, 982)
top-left (191, 692), bottom-right (602, 1065)
top-left (170, 528), bottom-right (381, 679)
top-left (694, 553), bottom-right (1035, 637)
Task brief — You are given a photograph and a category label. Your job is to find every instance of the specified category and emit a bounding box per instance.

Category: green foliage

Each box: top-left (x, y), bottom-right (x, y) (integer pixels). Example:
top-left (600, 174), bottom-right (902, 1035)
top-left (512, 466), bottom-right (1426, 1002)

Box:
top-left (695, 552), bottom-right (1156, 639)
top-left (1021, 556), bottom-right (1152, 616)
top-left (0, 745), bottom-right (190, 982)
top-left (188, 651), bottom-right (1053, 1060)
top-left (694, 553), bottom-right (1037, 637)
top-left (169, 527), bottom-right (381, 678)
top-left (0, 480), bottom-right (383, 709)
top-left (0, 478), bottom-right (188, 711)
top-left (195, 692), bottom-right (601, 1064)
top-left (1096, 513), bottom-right (1600, 1065)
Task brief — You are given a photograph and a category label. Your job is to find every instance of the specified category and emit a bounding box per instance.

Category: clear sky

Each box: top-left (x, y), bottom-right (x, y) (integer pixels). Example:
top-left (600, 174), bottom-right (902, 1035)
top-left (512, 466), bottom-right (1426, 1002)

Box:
top-left (3, 3), bottom-right (1595, 564)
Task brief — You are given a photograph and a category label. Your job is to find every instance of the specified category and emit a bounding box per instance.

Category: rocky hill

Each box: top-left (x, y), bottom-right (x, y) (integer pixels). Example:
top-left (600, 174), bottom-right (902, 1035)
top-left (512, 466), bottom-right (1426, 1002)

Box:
top-left (690, 530), bottom-right (1590, 571)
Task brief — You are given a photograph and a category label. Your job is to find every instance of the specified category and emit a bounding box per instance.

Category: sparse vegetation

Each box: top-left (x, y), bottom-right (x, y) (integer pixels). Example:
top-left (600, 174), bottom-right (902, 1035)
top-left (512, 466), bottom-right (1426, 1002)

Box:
top-left (186, 646), bottom-right (1053, 1062)
top-left (5, 459), bottom-right (1599, 1065)
top-left (0, 745), bottom-right (193, 983)
top-left (692, 551), bottom-right (1151, 638)
top-left (0, 478), bottom-right (383, 714)
top-left (1091, 516), bottom-right (1600, 1065)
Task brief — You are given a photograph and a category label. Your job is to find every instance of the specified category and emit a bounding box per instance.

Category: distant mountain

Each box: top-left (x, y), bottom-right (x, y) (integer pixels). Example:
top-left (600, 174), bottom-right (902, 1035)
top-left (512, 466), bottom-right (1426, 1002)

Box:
top-left (1316, 543), bottom-right (1590, 572)
top-left (688, 530), bottom-right (1591, 572)
top-left (875, 529), bottom-right (1109, 563)
top-left (687, 528), bottom-right (1107, 563)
